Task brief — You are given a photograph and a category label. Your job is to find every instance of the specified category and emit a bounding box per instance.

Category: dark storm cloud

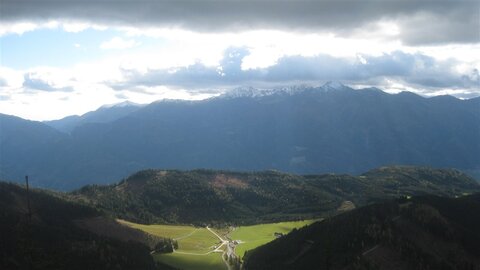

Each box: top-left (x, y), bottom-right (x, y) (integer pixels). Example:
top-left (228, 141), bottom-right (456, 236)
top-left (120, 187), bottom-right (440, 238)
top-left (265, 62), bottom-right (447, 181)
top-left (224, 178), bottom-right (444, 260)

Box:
top-left (1, 0), bottom-right (478, 45)
top-left (109, 47), bottom-right (479, 95)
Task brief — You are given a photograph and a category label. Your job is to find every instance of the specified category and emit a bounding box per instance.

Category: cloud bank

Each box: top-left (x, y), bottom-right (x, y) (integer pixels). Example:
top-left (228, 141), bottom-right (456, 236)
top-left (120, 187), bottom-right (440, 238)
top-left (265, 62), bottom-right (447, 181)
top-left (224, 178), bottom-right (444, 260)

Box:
top-left (107, 47), bottom-right (479, 97)
top-left (1, 0), bottom-right (478, 45)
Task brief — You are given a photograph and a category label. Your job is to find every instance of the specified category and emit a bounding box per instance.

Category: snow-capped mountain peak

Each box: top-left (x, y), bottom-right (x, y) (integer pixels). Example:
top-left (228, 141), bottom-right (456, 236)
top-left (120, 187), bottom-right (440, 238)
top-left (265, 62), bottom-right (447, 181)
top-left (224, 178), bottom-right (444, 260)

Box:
top-left (222, 86), bottom-right (268, 98)
top-left (322, 81), bottom-right (347, 90)
top-left (221, 85), bottom-right (315, 99)
top-left (101, 100), bottom-right (143, 109)
top-left (219, 83), bottom-right (351, 99)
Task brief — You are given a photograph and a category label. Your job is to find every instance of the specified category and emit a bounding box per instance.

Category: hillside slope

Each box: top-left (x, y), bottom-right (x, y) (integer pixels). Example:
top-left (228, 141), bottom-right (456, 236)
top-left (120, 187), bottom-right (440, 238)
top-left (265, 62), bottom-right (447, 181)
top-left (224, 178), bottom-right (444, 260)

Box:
top-left (72, 166), bottom-right (480, 225)
top-left (0, 182), bottom-right (175, 270)
top-left (243, 194), bottom-right (480, 270)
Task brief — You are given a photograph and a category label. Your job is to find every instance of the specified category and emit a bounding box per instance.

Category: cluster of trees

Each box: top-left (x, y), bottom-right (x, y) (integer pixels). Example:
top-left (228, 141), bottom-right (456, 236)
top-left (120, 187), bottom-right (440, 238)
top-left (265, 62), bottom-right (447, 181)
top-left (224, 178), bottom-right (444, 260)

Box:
top-left (154, 238), bottom-right (178, 253)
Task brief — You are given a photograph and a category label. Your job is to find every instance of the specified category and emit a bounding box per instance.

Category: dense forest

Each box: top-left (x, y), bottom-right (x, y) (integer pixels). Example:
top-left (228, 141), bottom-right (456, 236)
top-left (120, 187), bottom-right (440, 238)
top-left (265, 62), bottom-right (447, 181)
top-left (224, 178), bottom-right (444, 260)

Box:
top-left (72, 166), bottom-right (479, 225)
top-left (243, 194), bottom-right (480, 270)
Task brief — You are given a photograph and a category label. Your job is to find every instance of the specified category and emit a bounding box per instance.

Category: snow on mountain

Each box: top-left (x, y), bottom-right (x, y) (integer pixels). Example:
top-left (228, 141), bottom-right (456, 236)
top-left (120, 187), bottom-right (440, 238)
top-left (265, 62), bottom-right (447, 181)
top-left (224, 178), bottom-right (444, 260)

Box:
top-left (220, 82), bottom-right (350, 99)
top-left (100, 100), bottom-right (144, 109)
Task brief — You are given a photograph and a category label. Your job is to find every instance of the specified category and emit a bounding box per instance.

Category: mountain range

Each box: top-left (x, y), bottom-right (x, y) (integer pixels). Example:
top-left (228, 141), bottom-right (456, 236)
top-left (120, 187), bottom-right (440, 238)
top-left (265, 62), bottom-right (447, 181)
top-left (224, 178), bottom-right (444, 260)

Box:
top-left (1, 82), bottom-right (479, 190)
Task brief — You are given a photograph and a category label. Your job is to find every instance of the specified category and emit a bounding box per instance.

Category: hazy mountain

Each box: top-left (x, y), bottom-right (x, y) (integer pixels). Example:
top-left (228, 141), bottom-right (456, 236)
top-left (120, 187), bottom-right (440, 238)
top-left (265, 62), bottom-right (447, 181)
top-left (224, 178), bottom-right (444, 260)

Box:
top-left (243, 194), bottom-right (480, 270)
top-left (44, 101), bottom-right (143, 133)
top-left (1, 83), bottom-right (479, 190)
top-left (0, 114), bottom-right (68, 187)
top-left (71, 166), bottom-right (480, 225)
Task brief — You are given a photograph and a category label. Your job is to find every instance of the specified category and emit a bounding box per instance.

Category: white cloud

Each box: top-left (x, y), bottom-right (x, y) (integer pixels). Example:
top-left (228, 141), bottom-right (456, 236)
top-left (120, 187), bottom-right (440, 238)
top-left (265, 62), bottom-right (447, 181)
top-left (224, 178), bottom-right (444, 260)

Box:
top-left (63, 22), bottom-right (89, 32)
top-left (0, 22), bottom-right (37, 36)
top-left (0, 21), bottom-right (478, 121)
top-left (0, 66), bottom-right (24, 88)
top-left (100, 37), bottom-right (140, 50)
top-left (0, 20), bottom-right (108, 36)
top-left (0, 85), bottom-right (119, 120)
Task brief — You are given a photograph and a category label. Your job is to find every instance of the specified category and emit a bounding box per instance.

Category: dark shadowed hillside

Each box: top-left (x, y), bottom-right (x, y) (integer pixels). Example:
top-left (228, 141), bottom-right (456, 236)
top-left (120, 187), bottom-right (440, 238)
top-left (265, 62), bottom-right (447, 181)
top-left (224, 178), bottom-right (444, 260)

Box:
top-left (0, 182), bottom-right (176, 270)
top-left (1, 84), bottom-right (479, 190)
top-left (71, 166), bottom-right (480, 225)
top-left (243, 194), bottom-right (480, 270)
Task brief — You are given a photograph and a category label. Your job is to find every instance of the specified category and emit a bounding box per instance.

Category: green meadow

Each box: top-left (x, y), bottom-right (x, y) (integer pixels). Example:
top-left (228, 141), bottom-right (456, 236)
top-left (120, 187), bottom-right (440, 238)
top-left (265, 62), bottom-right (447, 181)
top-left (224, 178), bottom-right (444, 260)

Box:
top-left (119, 219), bottom-right (317, 270)
top-left (230, 220), bottom-right (316, 259)
top-left (154, 252), bottom-right (226, 270)
top-left (118, 220), bottom-right (198, 239)
top-left (118, 220), bottom-right (220, 253)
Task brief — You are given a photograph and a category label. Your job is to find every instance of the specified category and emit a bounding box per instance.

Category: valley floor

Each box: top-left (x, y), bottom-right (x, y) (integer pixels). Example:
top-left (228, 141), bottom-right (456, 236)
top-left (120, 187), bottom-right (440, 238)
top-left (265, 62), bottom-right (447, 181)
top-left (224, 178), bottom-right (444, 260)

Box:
top-left (118, 219), bottom-right (316, 270)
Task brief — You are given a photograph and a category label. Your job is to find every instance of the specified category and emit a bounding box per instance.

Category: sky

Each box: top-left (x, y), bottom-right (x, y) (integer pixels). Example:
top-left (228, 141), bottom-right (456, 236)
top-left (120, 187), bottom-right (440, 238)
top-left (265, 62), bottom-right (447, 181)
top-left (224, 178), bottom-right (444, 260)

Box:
top-left (0, 0), bottom-right (479, 121)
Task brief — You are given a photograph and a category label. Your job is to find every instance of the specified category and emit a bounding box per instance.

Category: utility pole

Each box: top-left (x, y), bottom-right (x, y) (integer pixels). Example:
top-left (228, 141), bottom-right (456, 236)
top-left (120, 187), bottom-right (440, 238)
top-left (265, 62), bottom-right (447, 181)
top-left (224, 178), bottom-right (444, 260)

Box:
top-left (25, 175), bottom-right (31, 219)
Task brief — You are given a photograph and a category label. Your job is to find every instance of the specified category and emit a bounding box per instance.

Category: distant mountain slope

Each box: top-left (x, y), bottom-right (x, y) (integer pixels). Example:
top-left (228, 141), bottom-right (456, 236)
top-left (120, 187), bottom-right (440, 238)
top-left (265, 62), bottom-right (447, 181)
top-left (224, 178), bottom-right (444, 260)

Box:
top-left (0, 114), bottom-right (68, 187)
top-left (0, 181), bottom-right (176, 270)
top-left (44, 101), bottom-right (143, 133)
top-left (243, 194), bottom-right (480, 270)
top-left (1, 83), bottom-right (479, 189)
top-left (72, 166), bottom-right (480, 225)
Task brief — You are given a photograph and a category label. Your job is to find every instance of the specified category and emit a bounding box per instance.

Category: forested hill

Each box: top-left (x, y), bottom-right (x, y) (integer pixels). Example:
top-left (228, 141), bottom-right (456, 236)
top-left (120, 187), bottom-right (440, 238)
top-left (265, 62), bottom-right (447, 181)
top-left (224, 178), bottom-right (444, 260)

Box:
top-left (72, 166), bottom-right (480, 225)
top-left (0, 182), bottom-right (176, 270)
top-left (2, 84), bottom-right (479, 190)
top-left (243, 194), bottom-right (480, 270)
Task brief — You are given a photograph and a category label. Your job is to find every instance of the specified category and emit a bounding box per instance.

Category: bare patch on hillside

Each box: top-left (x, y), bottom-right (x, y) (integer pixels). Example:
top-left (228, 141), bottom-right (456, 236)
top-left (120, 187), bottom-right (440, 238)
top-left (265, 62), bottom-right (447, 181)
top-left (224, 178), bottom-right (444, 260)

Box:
top-left (337, 200), bottom-right (356, 212)
top-left (212, 174), bottom-right (249, 189)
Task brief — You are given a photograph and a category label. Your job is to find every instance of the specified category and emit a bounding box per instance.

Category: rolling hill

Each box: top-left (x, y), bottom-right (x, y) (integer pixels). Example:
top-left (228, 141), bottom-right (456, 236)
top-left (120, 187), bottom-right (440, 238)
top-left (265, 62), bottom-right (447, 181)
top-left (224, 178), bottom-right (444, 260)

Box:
top-left (71, 166), bottom-right (480, 225)
top-left (0, 181), bottom-right (176, 270)
top-left (243, 194), bottom-right (480, 270)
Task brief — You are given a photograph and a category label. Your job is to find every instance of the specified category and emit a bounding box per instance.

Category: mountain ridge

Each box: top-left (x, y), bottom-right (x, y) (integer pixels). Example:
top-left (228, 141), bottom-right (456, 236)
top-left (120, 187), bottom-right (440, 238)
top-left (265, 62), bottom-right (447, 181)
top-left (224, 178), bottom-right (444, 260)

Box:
top-left (1, 84), bottom-right (479, 190)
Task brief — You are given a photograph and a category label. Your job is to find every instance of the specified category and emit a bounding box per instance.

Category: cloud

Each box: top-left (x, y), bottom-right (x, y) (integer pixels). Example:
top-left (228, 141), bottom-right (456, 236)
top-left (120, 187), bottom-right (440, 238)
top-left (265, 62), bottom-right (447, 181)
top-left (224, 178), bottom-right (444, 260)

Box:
top-left (0, 78), bottom-right (8, 87)
top-left (1, 0), bottom-right (478, 45)
top-left (108, 47), bottom-right (480, 97)
top-left (62, 22), bottom-right (89, 33)
top-left (0, 67), bottom-right (24, 89)
top-left (100, 37), bottom-right (139, 50)
top-left (23, 72), bottom-right (74, 92)
top-left (0, 22), bottom-right (37, 35)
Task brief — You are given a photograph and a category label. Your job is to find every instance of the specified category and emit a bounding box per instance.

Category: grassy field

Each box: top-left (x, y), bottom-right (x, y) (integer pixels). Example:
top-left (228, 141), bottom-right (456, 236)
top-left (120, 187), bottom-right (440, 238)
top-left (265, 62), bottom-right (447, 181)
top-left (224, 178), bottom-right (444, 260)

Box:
top-left (154, 252), bottom-right (226, 270)
top-left (119, 219), bottom-right (317, 269)
top-left (118, 220), bottom-right (198, 239)
top-left (118, 220), bottom-right (220, 253)
top-left (230, 220), bottom-right (316, 259)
